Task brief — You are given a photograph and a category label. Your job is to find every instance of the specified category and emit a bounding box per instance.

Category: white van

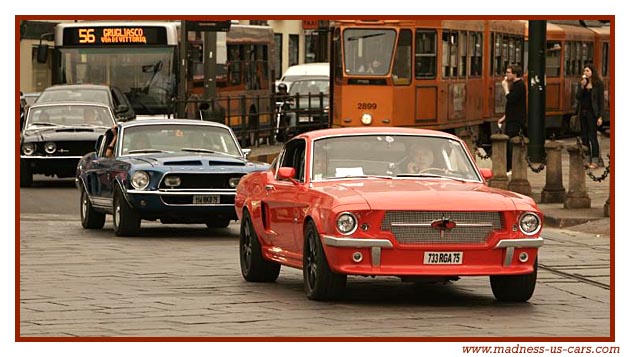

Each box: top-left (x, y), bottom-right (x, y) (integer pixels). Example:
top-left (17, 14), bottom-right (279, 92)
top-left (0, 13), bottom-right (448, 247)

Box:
top-left (276, 62), bottom-right (329, 91)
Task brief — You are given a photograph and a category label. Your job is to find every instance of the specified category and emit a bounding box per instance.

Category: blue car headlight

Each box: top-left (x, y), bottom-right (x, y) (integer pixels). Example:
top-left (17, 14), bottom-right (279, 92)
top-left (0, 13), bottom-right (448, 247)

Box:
top-left (130, 171), bottom-right (150, 190)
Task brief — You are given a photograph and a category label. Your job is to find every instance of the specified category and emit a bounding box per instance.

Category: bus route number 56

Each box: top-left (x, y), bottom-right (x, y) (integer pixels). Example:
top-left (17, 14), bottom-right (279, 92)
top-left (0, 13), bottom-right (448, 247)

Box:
top-left (79, 29), bottom-right (96, 44)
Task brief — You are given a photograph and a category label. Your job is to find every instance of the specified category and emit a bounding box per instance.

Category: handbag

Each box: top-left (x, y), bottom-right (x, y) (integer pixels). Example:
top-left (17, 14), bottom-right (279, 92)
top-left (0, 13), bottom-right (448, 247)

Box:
top-left (569, 114), bottom-right (581, 133)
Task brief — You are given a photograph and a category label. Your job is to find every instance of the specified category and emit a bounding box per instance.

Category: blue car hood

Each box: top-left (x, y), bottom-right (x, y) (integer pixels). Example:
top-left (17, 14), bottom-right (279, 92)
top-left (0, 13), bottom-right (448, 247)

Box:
top-left (125, 152), bottom-right (268, 173)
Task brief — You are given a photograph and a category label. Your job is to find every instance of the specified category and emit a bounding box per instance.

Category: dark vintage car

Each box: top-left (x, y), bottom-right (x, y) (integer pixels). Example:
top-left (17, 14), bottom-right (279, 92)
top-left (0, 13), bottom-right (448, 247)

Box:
top-left (20, 102), bottom-right (117, 187)
top-left (236, 127), bottom-right (544, 302)
top-left (76, 119), bottom-right (269, 236)
top-left (36, 84), bottom-right (135, 121)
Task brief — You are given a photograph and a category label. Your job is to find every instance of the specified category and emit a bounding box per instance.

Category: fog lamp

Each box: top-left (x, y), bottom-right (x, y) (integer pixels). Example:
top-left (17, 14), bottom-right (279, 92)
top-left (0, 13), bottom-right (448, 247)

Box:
top-left (164, 176), bottom-right (181, 187)
top-left (229, 177), bottom-right (241, 188)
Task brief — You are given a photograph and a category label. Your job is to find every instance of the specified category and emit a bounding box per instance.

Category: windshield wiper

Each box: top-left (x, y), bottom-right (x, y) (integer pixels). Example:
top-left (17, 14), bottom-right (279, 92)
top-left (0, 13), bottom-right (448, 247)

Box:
top-left (29, 122), bottom-right (58, 126)
top-left (323, 175), bottom-right (393, 180)
top-left (347, 33), bottom-right (385, 41)
top-left (181, 148), bottom-right (216, 154)
top-left (128, 149), bottom-right (172, 154)
top-left (395, 173), bottom-right (467, 182)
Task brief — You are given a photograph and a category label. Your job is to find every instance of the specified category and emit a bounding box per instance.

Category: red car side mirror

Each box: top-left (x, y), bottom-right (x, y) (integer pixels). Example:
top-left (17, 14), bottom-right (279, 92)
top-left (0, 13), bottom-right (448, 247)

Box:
top-left (278, 167), bottom-right (297, 181)
top-left (479, 168), bottom-right (493, 180)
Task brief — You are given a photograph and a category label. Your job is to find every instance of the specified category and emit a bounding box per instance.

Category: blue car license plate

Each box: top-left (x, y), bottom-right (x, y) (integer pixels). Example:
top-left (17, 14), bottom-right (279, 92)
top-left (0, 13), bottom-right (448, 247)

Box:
top-left (193, 195), bottom-right (220, 205)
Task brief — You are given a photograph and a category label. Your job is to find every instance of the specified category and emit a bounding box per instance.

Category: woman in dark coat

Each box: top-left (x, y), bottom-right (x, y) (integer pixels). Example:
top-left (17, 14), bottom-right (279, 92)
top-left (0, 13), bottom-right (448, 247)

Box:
top-left (576, 64), bottom-right (605, 169)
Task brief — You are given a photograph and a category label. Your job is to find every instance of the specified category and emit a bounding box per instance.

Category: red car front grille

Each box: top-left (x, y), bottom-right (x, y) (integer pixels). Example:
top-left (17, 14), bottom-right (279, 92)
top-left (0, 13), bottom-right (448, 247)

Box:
top-left (381, 211), bottom-right (503, 245)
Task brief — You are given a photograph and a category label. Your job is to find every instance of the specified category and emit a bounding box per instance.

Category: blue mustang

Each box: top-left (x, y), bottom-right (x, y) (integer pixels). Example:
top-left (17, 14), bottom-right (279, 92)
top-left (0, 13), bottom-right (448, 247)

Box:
top-left (76, 119), bottom-right (269, 236)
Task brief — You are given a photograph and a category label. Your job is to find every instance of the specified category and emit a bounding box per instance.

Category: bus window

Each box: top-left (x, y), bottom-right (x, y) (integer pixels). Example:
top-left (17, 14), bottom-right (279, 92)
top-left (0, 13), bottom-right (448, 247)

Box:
top-left (343, 29), bottom-right (396, 75)
top-left (415, 30), bottom-right (436, 79)
top-left (392, 29), bottom-right (412, 85)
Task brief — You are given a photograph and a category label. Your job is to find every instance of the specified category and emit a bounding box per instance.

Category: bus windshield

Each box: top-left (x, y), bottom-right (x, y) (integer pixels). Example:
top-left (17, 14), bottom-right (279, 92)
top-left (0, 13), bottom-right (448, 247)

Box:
top-left (343, 29), bottom-right (396, 75)
top-left (59, 47), bottom-right (176, 116)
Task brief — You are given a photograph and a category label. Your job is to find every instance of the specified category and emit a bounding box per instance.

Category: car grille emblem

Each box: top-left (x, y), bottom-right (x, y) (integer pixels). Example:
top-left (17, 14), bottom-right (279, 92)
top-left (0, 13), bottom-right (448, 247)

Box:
top-left (431, 215), bottom-right (456, 239)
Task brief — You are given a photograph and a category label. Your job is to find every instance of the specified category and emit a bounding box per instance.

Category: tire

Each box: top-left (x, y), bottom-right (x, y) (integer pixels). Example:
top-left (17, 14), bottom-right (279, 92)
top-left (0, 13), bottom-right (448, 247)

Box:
top-left (206, 219), bottom-right (231, 229)
top-left (239, 210), bottom-right (280, 282)
top-left (490, 258), bottom-right (538, 302)
top-left (20, 160), bottom-right (33, 187)
top-left (80, 186), bottom-right (105, 229)
top-left (303, 221), bottom-right (347, 300)
top-left (112, 188), bottom-right (141, 236)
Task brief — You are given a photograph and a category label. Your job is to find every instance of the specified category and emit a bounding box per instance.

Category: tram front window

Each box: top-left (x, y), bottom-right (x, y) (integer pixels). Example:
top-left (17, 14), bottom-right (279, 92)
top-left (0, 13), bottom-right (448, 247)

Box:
top-left (59, 47), bottom-right (175, 115)
top-left (343, 29), bottom-right (396, 76)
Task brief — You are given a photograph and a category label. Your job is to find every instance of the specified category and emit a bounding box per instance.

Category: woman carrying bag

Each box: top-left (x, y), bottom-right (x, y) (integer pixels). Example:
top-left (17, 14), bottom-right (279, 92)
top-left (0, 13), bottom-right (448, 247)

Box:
top-left (576, 64), bottom-right (605, 169)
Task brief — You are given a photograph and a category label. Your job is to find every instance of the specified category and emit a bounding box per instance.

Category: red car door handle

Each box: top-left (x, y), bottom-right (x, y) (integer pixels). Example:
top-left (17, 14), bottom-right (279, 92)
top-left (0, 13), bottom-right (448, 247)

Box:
top-left (265, 185), bottom-right (275, 192)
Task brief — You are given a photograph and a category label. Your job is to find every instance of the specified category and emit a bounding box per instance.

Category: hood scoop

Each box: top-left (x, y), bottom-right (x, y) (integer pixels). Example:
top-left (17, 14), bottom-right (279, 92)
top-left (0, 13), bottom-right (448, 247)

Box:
top-left (55, 128), bottom-right (95, 133)
top-left (209, 160), bottom-right (245, 166)
top-left (164, 160), bottom-right (203, 166)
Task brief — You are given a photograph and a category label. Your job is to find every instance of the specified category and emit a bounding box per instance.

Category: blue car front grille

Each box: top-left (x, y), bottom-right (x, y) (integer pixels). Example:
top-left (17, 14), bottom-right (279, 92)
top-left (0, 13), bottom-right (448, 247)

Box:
top-left (159, 173), bottom-right (244, 189)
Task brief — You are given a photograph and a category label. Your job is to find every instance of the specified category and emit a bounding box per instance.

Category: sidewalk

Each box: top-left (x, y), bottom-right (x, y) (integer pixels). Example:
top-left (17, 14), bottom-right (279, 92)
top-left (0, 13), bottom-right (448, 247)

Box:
top-left (248, 134), bottom-right (612, 235)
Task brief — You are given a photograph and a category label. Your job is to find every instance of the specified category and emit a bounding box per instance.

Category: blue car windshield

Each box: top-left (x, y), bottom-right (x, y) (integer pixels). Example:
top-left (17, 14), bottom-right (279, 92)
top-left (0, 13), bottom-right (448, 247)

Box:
top-left (120, 124), bottom-right (241, 156)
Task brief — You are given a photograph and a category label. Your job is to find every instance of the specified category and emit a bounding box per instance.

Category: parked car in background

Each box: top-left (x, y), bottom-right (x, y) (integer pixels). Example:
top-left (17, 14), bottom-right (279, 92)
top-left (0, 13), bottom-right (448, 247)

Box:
top-left (76, 119), bottom-right (269, 236)
top-left (236, 127), bottom-right (544, 302)
top-left (20, 102), bottom-right (116, 187)
top-left (21, 92), bottom-right (41, 107)
top-left (36, 84), bottom-right (135, 121)
top-left (276, 62), bottom-right (329, 91)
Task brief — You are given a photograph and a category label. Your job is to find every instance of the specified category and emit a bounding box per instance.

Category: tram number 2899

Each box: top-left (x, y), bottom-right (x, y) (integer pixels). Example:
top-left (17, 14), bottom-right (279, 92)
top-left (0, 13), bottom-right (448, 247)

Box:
top-left (357, 102), bottom-right (377, 110)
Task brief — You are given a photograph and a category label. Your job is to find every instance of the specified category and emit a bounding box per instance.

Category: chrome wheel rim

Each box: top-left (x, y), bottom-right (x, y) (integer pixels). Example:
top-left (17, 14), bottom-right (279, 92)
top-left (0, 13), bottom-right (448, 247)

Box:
top-left (114, 200), bottom-right (120, 229)
top-left (81, 193), bottom-right (87, 222)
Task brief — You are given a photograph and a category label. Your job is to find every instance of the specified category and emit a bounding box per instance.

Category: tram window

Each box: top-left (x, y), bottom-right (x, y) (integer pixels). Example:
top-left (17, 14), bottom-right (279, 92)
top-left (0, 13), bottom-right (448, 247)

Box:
top-left (492, 34), bottom-right (502, 76)
top-left (564, 42), bottom-right (572, 76)
top-left (546, 41), bottom-right (561, 77)
top-left (442, 30), bottom-right (458, 78)
top-left (392, 29), bottom-right (412, 85)
top-left (602, 42), bottom-right (609, 76)
top-left (459, 31), bottom-right (467, 78)
top-left (469, 32), bottom-right (482, 77)
top-left (415, 30), bottom-right (436, 79)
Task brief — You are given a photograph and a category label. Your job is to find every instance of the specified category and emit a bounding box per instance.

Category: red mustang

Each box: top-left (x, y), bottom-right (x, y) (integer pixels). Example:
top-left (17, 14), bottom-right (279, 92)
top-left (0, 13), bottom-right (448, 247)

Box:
top-left (235, 128), bottom-right (543, 302)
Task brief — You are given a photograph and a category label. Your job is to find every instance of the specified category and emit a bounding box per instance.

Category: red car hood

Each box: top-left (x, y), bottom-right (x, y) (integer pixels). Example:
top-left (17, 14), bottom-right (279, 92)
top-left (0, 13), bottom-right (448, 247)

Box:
top-left (314, 179), bottom-right (525, 211)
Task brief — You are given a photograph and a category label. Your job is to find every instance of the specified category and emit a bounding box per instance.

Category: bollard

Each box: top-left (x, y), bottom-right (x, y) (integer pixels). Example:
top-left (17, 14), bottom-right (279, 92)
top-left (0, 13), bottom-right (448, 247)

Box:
top-left (507, 136), bottom-right (532, 196)
top-left (541, 140), bottom-right (566, 203)
top-left (564, 145), bottom-right (591, 208)
top-left (488, 134), bottom-right (509, 190)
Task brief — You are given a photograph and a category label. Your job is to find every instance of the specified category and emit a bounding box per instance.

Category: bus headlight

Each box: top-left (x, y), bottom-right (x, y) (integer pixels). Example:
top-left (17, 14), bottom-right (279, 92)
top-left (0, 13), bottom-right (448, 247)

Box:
top-left (131, 171), bottom-right (150, 190)
top-left (336, 212), bottom-right (358, 235)
top-left (361, 113), bottom-right (372, 125)
top-left (22, 143), bottom-right (36, 156)
top-left (518, 212), bottom-right (541, 236)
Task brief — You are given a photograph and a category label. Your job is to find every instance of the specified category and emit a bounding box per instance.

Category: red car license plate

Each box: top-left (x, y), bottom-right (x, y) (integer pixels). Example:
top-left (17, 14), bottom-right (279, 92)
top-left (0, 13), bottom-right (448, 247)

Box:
top-left (423, 252), bottom-right (463, 265)
top-left (193, 195), bottom-right (220, 205)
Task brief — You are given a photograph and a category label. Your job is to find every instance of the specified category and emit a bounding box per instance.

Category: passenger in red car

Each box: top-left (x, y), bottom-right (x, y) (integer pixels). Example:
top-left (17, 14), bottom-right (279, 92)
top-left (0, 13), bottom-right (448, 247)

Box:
top-left (407, 143), bottom-right (435, 174)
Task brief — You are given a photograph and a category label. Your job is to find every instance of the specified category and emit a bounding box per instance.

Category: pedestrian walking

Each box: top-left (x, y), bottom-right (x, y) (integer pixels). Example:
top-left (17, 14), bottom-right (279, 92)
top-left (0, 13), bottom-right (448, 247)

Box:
top-left (576, 64), bottom-right (605, 169)
top-left (497, 64), bottom-right (526, 173)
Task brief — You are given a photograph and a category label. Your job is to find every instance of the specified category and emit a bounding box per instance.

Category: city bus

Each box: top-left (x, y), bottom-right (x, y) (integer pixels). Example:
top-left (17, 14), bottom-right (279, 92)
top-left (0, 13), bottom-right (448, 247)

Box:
top-left (45, 21), bottom-right (275, 145)
top-left (329, 19), bottom-right (611, 146)
top-left (49, 21), bottom-right (179, 117)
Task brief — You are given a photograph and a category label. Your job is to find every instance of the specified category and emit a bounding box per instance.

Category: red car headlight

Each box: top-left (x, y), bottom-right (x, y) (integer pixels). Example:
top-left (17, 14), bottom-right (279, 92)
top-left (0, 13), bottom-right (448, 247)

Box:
top-left (336, 212), bottom-right (358, 235)
top-left (518, 212), bottom-right (542, 236)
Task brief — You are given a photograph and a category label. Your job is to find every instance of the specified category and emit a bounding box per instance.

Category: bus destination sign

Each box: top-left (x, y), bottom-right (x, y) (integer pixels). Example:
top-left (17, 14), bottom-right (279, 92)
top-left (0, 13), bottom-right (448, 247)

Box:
top-left (63, 26), bottom-right (168, 46)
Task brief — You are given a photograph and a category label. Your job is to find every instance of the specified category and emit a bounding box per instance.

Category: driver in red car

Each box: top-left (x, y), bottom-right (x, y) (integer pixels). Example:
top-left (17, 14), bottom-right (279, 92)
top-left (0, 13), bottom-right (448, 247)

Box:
top-left (407, 143), bottom-right (435, 174)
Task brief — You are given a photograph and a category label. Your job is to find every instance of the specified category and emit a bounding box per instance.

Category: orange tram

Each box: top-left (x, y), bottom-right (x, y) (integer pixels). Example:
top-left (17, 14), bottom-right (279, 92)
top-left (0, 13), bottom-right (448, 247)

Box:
top-left (329, 19), bottom-right (611, 146)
